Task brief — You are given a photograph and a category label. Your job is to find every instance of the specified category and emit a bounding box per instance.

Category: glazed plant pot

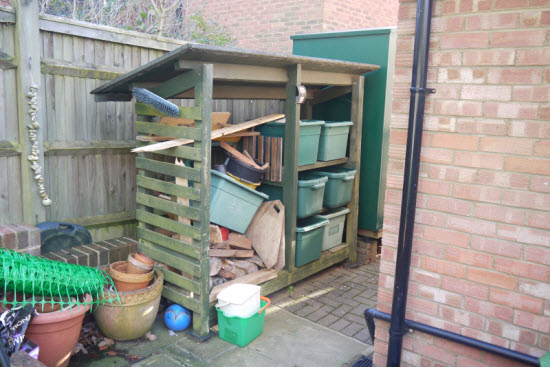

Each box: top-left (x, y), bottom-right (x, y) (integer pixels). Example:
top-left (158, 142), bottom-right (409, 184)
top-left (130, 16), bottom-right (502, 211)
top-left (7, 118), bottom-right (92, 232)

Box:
top-left (127, 253), bottom-right (154, 274)
top-left (110, 261), bottom-right (153, 292)
top-left (94, 268), bottom-right (163, 341)
top-left (25, 294), bottom-right (92, 367)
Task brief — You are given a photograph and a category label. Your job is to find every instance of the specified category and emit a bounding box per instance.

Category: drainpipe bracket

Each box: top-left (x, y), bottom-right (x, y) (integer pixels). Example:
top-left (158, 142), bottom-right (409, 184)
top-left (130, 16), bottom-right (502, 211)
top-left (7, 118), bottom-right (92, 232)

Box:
top-left (410, 87), bottom-right (436, 94)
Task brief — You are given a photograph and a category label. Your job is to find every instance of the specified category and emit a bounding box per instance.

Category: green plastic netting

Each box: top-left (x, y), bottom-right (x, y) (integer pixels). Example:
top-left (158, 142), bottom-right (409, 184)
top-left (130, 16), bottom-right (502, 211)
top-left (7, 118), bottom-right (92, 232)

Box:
top-left (0, 249), bottom-right (120, 312)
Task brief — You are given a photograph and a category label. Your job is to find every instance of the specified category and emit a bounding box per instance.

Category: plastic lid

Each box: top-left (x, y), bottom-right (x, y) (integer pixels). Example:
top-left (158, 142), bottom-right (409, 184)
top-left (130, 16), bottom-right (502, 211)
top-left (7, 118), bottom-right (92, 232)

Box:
top-left (211, 170), bottom-right (269, 199)
top-left (296, 216), bottom-right (329, 232)
top-left (267, 119), bottom-right (325, 127)
top-left (297, 173), bottom-right (328, 187)
top-left (315, 207), bottom-right (351, 220)
top-left (217, 284), bottom-right (261, 305)
top-left (322, 121), bottom-right (353, 128)
top-left (310, 166), bottom-right (357, 178)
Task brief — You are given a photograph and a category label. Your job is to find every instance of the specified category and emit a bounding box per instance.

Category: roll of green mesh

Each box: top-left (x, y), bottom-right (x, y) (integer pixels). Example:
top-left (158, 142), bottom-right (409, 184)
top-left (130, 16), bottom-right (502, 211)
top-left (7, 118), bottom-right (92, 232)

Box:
top-left (0, 249), bottom-right (120, 312)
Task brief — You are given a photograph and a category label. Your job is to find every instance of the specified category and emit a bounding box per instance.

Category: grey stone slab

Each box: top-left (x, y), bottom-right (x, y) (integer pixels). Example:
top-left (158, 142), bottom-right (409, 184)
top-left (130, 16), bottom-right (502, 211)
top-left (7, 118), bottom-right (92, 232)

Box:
top-left (295, 304), bottom-right (317, 317)
top-left (341, 322), bottom-right (364, 337)
top-left (174, 334), bottom-right (236, 361)
top-left (209, 346), bottom-right (283, 367)
top-left (332, 304), bottom-right (353, 317)
top-left (133, 354), bottom-right (181, 367)
top-left (317, 313), bottom-right (340, 327)
top-left (305, 308), bottom-right (329, 322)
top-left (328, 318), bottom-right (351, 332)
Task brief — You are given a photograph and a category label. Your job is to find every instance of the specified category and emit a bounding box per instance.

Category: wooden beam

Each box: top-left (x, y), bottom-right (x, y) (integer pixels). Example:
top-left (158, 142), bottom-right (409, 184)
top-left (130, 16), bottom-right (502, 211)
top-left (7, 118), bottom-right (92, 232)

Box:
top-left (44, 140), bottom-right (136, 156)
top-left (41, 58), bottom-right (127, 80)
top-left (0, 52), bottom-right (16, 69)
top-left (59, 210), bottom-right (136, 228)
top-left (15, 0), bottom-right (46, 223)
top-left (150, 68), bottom-right (202, 98)
top-left (312, 86), bottom-right (352, 105)
top-left (0, 141), bottom-right (21, 157)
top-left (302, 70), bottom-right (353, 86)
top-left (94, 93), bottom-right (132, 102)
top-left (0, 8), bottom-right (15, 23)
top-left (174, 84), bottom-right (290, 100)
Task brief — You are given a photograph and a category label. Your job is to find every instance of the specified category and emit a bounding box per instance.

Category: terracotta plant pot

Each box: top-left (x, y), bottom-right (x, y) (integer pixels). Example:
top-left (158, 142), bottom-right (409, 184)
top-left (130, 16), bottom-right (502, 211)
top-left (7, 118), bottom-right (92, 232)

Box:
top-left (94, 269), bottom-right (163, 341)
top-left (25, 294), bottom-right (91, 367)
top-left (127, 253), bottom-right (154, 274)
top-left (110, 261), bottom-right (154, 292)
top-left (27, 296), bottom-right (62, 313)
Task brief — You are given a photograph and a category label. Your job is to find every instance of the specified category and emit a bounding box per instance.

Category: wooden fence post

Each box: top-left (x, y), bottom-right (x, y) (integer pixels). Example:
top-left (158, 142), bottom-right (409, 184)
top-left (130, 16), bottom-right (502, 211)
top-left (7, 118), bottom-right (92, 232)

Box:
top-left (14, 0), bottom-right (46, 223)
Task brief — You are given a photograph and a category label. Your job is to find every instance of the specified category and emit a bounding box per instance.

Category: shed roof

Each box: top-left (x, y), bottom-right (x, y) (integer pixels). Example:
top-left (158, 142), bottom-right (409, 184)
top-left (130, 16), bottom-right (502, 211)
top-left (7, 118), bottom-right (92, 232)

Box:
top-left (91, 43), bottom-right (379, 96)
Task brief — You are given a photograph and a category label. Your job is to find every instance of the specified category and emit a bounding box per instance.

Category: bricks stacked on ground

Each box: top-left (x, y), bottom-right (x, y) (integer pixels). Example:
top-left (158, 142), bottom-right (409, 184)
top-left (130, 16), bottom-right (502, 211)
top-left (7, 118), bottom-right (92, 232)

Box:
top-left (203, 0), bottom-right (398, 53)
top-left (41, 237), bottom-right (138, 267)
top-left (271, 260), bottom-right (380, 344)
top-left (0, 224), bottom-right (40, 255)
top-left (375, 0), bottom-right (550, 366)
top-left (357, 235), bottom-right (380, 265)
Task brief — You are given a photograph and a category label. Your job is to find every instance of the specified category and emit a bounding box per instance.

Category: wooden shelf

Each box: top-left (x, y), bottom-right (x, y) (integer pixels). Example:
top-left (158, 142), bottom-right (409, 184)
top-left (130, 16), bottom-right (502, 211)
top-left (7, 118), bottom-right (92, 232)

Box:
top-left (261, 180), bottom-right (283, 187)
top-left (298, 158), bottom-right (349, 171)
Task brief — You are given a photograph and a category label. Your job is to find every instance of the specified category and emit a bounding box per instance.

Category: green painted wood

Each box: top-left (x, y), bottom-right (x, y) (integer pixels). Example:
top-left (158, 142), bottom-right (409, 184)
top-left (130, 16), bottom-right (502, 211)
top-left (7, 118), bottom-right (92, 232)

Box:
top-left (150, 68), bottom-right (201, 99)
top-left (136, 121), bottom-right (202, 140)
top-left (135, 141), bottom-right (201, 161)
top-left (297, 157), bottom-right (349, 172)
top-left (191, 64), bottom-right (213, 338)
top-left (134, 103), bottom-right (202, 120)
top-left (136, 209), bottom-right (201, 240)
top-left (282, 64), bottom-right (301, 273)
top-left (136, 157), bottom-right (200, 182)
top-left (40, 58), bottom-right (125, 80)
top-left (0, 51), bottom-right (16, 69)
top-left (159, 266), bottom-right (201, 294)
top-left (136, 192), bottom-right (200, 221)
top-left (14, 0), bottom-right (45, 224)
top-left (137, 227), bottom-right (199, 259)
top-left (162, 284), bottom-right (201, 313)
top-left (43, 140), bottom-right (135, 156)
top-left (138, 239), bottom-right (200, 277)
top-left (136, 175), bottom-right (200, 201)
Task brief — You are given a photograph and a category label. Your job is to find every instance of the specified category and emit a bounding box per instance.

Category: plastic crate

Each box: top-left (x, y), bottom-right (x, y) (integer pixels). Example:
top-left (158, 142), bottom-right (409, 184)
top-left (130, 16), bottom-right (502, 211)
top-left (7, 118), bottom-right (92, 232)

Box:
top-left (317, 121), bottom-right (353, 161)
top-left (295, 216), bottom-right (329, 266)
top-left (315, 207), bottom-right (350, 250)
top-left (217, 298), bottom-right (270, 347)
top-left (310, 166), bottom-right (357, 209)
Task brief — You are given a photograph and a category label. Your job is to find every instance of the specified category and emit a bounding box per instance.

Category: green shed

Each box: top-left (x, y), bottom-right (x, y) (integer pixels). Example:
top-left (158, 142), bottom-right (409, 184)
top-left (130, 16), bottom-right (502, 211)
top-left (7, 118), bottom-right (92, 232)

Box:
top-left (292, 28), bottom-right (397, 235)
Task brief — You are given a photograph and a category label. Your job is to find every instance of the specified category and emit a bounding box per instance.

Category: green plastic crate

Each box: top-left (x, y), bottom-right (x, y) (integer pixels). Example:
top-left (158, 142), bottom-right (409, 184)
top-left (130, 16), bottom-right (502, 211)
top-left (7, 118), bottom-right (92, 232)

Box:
top-left (317, 121), bottom-right (353, 161)
top-left (310, 167), bottom-right (357, 209)
top-left (210, 170), bottom-right (268, 233)
top-left (217, 299), bottom-right (268, 347)
top-left (296, 216), bottom-right (329, 266)
top-left (315, 207), bottom-right (351, 251)
top-left (256, 119), bottom-right (325, 166)
top-left (259, 174), bottom-right (327, 219)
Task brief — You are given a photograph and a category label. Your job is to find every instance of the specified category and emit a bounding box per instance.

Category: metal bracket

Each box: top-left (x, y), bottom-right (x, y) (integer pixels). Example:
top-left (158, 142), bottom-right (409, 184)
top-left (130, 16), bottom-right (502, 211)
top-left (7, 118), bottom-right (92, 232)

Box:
top-left (296, 85), bottom-right (307, 104)
top-left (410, 87), bottom-right (436, 94)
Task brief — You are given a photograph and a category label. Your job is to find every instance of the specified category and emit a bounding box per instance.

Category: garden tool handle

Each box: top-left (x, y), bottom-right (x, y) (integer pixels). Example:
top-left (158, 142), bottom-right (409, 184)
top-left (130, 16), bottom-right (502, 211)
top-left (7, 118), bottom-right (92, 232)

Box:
top-left (258, 296), bottom-right (271, 314)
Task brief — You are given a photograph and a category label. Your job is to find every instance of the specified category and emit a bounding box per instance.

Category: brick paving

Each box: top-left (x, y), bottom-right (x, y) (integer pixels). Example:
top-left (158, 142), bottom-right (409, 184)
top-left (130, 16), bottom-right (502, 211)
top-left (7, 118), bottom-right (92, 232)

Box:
top-left (270, 259), bottom-right (380, 345)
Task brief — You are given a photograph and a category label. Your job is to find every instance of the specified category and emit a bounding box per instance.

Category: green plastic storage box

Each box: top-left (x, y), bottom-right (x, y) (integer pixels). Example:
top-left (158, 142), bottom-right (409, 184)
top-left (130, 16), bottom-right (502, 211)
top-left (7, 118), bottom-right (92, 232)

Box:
top-left (311, 167), bottom-right (357, 209)
top-left (256, 119), bottom-right (325, 166)
top-left (317, 121), bottom-right (353, 161)
top-left (210, 170), bottom-right (269, 233)
top-left (217, 299), bottom-right (268, 347)
top-left (295, 216), bottom-right (329, 266)
top-left (315, 207), bottom-right (350, 251)
top-left (259, 174), bottom-right (327, 219)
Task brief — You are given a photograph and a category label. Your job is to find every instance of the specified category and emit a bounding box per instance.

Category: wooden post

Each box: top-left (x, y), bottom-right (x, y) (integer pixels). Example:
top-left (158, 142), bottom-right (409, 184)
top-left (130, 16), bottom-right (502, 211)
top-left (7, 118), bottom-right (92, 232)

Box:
top-left (283, 64), bottom-right (301, 272)
top-left (346, 75), bottom-right (365, 263)
top-left (14, 0), bottom-right (46, 223)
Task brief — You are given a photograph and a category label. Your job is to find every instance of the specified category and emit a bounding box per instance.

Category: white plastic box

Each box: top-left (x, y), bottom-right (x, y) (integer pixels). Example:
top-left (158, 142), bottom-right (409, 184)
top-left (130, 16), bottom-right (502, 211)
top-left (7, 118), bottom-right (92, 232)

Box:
top-left (315, 207), bottom-right (351, 251)
top-left (216, 284), bottom-right (261, 318)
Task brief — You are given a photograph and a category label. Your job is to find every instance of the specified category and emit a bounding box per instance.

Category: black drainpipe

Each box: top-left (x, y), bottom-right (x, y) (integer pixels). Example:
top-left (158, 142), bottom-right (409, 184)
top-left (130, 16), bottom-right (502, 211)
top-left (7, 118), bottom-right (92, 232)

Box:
top-left (385, 0), bottom-right (435, 365)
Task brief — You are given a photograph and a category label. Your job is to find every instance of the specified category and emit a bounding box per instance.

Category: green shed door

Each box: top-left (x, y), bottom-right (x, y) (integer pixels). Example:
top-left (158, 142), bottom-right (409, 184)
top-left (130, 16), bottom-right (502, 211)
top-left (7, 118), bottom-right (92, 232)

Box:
top-left (292, 28), bottom-right (396, 232)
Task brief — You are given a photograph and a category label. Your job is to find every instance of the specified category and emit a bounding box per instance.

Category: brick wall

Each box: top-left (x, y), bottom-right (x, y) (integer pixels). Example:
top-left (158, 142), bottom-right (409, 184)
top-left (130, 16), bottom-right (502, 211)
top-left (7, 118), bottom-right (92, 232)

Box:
top-left (0, 224), bottom-right (41, 256)
top-left (374, 0), bottom-right (550, 366)
top-left (203, 0), bottom-right (398, 53)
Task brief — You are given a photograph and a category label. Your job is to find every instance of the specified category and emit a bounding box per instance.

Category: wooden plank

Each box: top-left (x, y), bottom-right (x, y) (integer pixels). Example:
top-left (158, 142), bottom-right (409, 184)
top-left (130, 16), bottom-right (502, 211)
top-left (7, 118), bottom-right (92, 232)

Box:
top-left (40, 58), bottom-right (127, 80)
top-left (209, 269), bottom-right (278, 303)
top-left (136, 121), bottom-right (202, 140)
top-left (0, 52), bottom-right (16, 69)
top-left (0, 141), bottom-right (21, 157)
top-left (159, 267), bottom-right (201, 294)
top-left (312, 86), bottom-right (352, 105)
top-left (43, 140), bottom-right (136, 156)
top-left (138, 239), bottom-right (200, 276)
top-left (346, 76), bottom-right (365, 263)
top-left (209, 249), bottom-right (254, 258)
top-left (162, 284), bottom-right (201, 313)
top-left (136, 209), bottom-right (201, 240)
top-left (135, 141), bottom-right (200, 161)
top-left (220, 141), bottom-right (260, 169)
top-left (136, 175), bottom-right (200, 201)
top-left (60, 210), bottom-right (135, 227)
top-left (132, 113), bottom-right (284, 153)
top-left (14, 0), bottom-right (46, 223)
top-left (135, 157), bottom-right (200, 182)
top-left (298, 158), bottom-right (349, 172)
top-left (150, 68), bottom-right (202, 98)
top-left (175, 158), bottom-right (194, 245)
top-left (136, 192), bottom-right (200, 221)
top-left (177, 60), bottom-right (287, 84)
top-left (137, 227), bottom-right (199, 259)
top-left (134, 103), bottom-right (202, 120)
top-left (0, 8), bottom-right (15, 23)
top-left (301, 70), bottom-right (353, 86)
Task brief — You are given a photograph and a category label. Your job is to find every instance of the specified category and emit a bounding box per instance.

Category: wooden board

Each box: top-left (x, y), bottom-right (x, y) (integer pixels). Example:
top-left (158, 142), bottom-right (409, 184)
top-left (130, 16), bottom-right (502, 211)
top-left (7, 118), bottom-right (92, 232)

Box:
top-left (209, 268), bottom-right (278, 303)
top-left (245, 200), bottom-right (285, 269)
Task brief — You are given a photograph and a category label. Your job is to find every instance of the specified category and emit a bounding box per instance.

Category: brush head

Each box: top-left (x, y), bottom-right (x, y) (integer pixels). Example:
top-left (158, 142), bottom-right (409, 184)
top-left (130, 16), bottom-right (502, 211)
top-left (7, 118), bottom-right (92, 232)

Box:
top-left (132, 87), bottom-right (180, 117)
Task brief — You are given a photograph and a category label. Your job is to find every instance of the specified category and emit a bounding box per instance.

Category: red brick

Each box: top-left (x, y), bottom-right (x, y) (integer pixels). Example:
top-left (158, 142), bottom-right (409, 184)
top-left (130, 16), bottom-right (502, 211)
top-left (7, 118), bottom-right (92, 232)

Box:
top-left (424, 226), bottom-right (470, 248)
top-left (457, 357), bottom-right (487, 367)
top-left (483, 352), bottom-right (537, 367)
top-left (468, 268), bottom-right (517, 290)
top-left (497, 224), bottom-right (550, 246)
top-left (435, 338), bottom-right (482, 361)
top-left (438, 67), bottom-right (486, 83)
top-left (427, 196), bottom-right (472, 216)
top-left (484, 102), bottom-right (538, 119)
top-left (495, 0), bottom-right (530, 8)
top-left (513, 85), bottom-right (550, 102)
top-left (462, 85), bottom-right (511, 101)
top-left (442, 277), bottom-right (489, 299)
top-left (440, 305), bottom-right (485, 329)
top-left (455, 151), bottom-right (504, 169)
top-left (530, 176), bottom-right (550, 193)
top-left (465, 297), bottom-right (514, 321)
top-left (414, 239), bottom-right (446, 258)
top-left (463, 50), bottom-right (515, 66)
top-left (492, 30), bottom-right (547, 47)
top-left (502, 190), bottom-right (550, 211)
top-left (420, 147), bottom-right (454, 164)
top-left (0, 227), bottom-right (16, 250)
top-left (418, 284), bottom-right (463, 307)
top-left (412, 268), bottom-right (442, 287)
top-left (471, 236), bottom-right (522, 259)
top-left (424, 115), bottom-right (458, 131)
top-left (474, 204), bottom-right (525, 225)
top-left (446, 247), bottom-right (491, 268)
top-left (514, 310), bottom-right (550, 333)
top-left (487, 68), bottom-right (542, 84)
top-left (418, 178), bottom-right (451, 196)
top-left (506, 156), bottom-right (550, 175)
top-left (435, 100), bottom-right (483, 116)
top-left (456, 118), bottom-right (507, 135)
top-left (509, 121), bottom-right (550, 139)
top-left (422, 257), bottom-right (467, 278)
top-left (416, 210), bottom-right (448, 227)
top-left (416, 343), bottom-right (457, 365)
top-left (519, 279), bottom-right (550, 301)
top-left (431, 133), bottom-right (479, 150)
top-left (449, 215), bottom-right (497, 236)
top-left (524, 246), bottom-right (550, 265)
top-left (516, 49), bottom-right (550, 65)
top-left (407, 295), bottom-right (439, 316)
top-left (429, 51), bottom-right (462, 66)
top-left (453, 184), bottom-right (502, 203)
top-left (491, 289), bottom-right (543, 314)
top-left (477, 171), bottom-right (530, 189)
top-left (465, 13), bottom-right (518, 30)
top-left (479, 137), bottom-right (533, 155)
top-left (495, 257), bottom-right (549, 281)
top-left (528, 212), bottom-right (550, 229)
top-left (429, 165), bottom-right (476, 183)
top-left (440, 32), bottom-right (489, 49)
top-left (534, 140), bottom-right (550, 157)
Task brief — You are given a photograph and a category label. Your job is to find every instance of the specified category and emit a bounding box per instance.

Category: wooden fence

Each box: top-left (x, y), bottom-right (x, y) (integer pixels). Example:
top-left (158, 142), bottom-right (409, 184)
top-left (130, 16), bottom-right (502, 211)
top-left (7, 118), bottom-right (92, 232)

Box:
top-left (0, 3), bottom-right (284, 240)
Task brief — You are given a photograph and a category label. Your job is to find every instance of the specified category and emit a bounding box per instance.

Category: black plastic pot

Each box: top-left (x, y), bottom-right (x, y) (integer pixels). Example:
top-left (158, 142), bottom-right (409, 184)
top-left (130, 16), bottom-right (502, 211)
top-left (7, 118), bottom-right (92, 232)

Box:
top-left (225, 155), bottom-right (266, 183)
